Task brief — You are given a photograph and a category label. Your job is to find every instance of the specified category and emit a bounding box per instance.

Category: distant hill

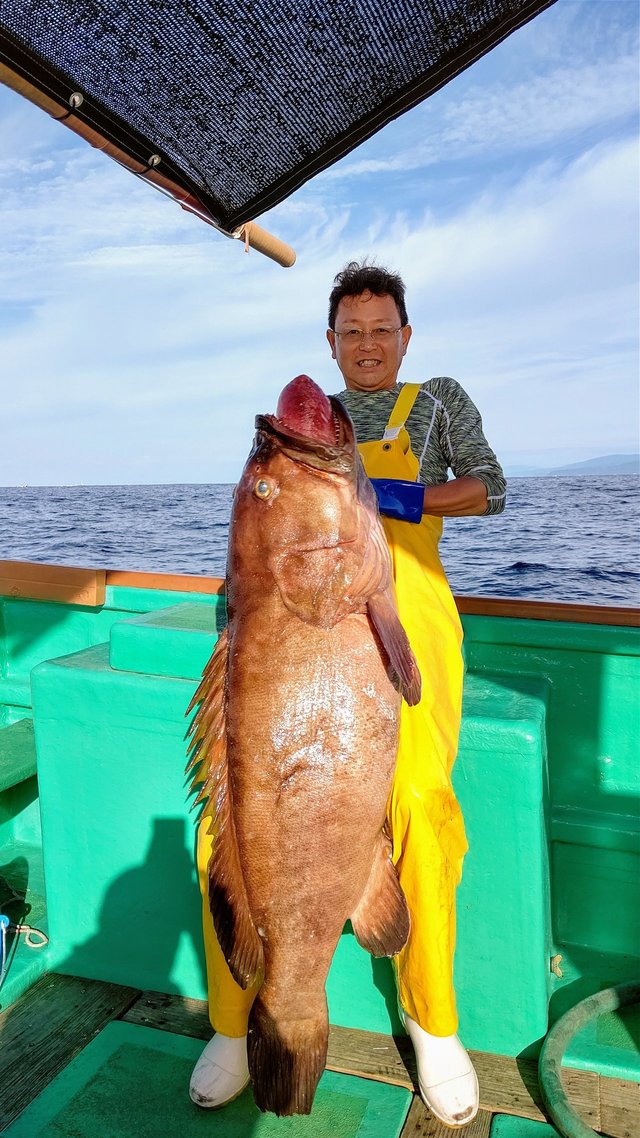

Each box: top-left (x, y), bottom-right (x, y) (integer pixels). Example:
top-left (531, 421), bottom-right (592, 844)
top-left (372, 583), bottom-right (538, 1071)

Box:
top-left (505, 454), bottom-right (639, 478)
top-left (549, 454), bottom-right (639, 477)
top-left (504, 464), bottom-right (547, 477)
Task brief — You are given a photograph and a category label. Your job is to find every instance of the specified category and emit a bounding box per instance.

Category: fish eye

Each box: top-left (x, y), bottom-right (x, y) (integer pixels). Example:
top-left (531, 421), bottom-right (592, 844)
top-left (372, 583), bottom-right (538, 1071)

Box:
top-left (254, 478), bottom-right (274, 499)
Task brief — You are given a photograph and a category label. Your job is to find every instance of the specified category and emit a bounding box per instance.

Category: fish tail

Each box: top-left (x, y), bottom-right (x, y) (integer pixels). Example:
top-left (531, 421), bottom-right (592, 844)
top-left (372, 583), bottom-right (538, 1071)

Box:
top-left (248, 996), bottom-right (328, 1116)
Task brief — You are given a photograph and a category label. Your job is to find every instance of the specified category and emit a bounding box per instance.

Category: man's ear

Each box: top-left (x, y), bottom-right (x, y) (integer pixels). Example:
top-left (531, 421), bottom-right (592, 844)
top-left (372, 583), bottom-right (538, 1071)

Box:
top-left (401, 324), bottom-right (412, 356)
top-left (326, 328), bottom-right (337, 360)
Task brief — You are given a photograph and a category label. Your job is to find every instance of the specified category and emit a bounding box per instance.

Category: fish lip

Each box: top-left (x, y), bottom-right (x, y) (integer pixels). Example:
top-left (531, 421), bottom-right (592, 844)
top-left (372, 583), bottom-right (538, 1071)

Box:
top-left (255, 407), bottom-right (355, 476)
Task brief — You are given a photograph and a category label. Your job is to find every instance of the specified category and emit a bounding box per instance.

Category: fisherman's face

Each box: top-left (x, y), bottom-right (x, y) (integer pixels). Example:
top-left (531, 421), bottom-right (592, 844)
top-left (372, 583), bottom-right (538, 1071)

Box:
top-left (327, 292), bottom-right (412, 392)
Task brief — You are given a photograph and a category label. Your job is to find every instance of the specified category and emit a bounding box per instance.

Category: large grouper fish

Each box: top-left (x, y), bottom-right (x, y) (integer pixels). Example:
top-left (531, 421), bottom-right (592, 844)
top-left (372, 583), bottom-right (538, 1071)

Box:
top-left (186, 374), bottom-right (421, 1116)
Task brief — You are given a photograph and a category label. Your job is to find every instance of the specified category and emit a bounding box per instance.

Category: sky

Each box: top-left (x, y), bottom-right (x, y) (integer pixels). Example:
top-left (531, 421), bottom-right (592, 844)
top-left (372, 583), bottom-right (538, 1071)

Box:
top-left (0, 0), bottom-right (638, 485)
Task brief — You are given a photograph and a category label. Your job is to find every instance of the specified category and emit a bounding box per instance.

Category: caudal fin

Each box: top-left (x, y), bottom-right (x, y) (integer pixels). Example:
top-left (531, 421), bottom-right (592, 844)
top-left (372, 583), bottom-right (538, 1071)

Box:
top-left (248, 996), bottom-right (328, 1116)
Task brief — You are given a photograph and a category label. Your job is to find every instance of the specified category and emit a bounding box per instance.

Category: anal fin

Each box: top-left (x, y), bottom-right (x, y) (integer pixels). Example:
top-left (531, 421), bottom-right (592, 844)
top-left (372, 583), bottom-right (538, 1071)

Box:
top-left (350, 834), bottom-right (410, 957)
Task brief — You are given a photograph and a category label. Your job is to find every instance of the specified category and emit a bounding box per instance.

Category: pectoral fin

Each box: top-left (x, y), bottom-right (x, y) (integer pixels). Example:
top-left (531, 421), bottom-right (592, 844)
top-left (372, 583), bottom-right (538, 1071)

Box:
top-left (350, 834), bottom-right (410, 957)
top-left (367, 591), bottom-right (422, 706)
top-left (186, 629), bottom-right (264, 989)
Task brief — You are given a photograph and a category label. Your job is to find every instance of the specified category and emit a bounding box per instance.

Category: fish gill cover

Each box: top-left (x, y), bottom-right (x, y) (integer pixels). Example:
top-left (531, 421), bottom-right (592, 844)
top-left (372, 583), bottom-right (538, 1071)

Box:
top-left (0, 0), bottom-right (556, 231)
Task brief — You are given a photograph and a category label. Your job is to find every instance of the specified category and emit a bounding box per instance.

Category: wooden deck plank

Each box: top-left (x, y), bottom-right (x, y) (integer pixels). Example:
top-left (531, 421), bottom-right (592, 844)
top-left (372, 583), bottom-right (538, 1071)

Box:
top-left (400, 1099), bottom-right (493, 1137)
top-left (560, 1069), bottom-right (600, 1131)
top-left (122, 989), bottom-right (212, 1039)
top-left (327, 1023), bottom-right (416, 1088)
top-left (600, 1076), bottom-right (640, 1138)
top-left (0, 973), bottom-right (140, 1131)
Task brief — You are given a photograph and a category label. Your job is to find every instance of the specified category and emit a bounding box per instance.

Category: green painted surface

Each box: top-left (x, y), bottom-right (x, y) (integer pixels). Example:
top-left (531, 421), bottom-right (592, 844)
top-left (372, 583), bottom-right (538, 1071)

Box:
top-left (551, 807), bottom-right (638, 854)
top-left (0, 589), bottom-right (224, 690)
top-left (0, 703), bottom-right (33, 728)
top-left (105, 585), bottom-right (223, 614)
top-left (0, 835), bottom-right (49, 1010)
top-left (1, 586), bottom-right (638, 1078)
top-left (3, 1021), bottom-right (411, 1138)
top-left (548, 950), bottom-right (640, 1082)
top-left (554, 843), bottom-right (640, 959)
top-left (463, 616), bottom-right (640, 818)
top-left (109, 603), bottom-right (223, 679)
top-left (453, 673), bottom-right (552, 1058)
top-left (0, 705), bottom-right (44, 1007)
top-left (0, 773), bottom-right (41, 847)
top-left (490, 1117), bottom-right (560, 1138)
top-left (31, 643), bottom-right (207, 1000)
top-left (0, 718), bottom-right (36, 792)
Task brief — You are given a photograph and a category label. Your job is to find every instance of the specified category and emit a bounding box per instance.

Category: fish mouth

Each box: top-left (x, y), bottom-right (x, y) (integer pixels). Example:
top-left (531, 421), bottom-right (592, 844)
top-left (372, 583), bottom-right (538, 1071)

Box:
top-left (255, 397), bottom-right (356, 476)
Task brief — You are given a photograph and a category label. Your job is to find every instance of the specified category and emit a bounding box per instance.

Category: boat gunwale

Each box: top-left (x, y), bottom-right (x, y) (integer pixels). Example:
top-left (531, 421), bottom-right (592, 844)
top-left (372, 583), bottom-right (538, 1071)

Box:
top-left (0, 559), bottom-right (638, 626)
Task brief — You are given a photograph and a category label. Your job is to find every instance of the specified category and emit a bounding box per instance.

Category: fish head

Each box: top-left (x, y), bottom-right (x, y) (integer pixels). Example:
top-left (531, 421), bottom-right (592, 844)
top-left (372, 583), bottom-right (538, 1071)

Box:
top-left (228, 375), bottom-right (385, 625)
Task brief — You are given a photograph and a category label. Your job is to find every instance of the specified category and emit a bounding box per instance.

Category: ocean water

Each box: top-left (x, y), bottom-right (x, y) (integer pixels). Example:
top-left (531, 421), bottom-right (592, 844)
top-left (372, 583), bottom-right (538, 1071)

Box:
top-left (1, 476), bottom-right (638, 606)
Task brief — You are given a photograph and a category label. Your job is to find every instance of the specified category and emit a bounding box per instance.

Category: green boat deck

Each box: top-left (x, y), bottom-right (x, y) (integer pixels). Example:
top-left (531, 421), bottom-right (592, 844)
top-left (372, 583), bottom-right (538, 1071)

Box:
top-left (0, 563), bottom-right (638, 1135)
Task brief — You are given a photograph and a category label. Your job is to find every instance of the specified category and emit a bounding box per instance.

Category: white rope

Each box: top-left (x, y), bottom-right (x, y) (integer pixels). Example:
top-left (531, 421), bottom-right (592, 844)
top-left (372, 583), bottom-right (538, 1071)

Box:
top-left (0, 915), bottom-right (49, 990)
top-left (10, 923), bottom-right (49, 948)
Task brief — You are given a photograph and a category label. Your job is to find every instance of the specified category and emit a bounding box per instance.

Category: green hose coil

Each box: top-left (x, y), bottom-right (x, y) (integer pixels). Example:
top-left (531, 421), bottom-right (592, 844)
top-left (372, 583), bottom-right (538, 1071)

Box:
top-left (538, 981), bottom-right (640, 1138)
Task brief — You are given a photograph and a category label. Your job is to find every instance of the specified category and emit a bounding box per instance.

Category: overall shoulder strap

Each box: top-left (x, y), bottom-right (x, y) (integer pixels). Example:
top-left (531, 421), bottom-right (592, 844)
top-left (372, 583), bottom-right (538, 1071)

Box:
top-left (382, 383), bottom-right (422, 440)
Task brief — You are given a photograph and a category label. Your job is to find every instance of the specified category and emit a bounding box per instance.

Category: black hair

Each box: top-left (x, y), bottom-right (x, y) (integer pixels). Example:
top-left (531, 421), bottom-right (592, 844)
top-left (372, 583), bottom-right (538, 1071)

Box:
top-left (328, 260), bottom-right (409, 329)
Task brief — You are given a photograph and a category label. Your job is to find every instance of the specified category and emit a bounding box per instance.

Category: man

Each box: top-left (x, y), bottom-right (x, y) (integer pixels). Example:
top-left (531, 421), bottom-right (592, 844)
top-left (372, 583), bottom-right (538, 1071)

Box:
top-left (190, 262), bottom-right (506, 1128)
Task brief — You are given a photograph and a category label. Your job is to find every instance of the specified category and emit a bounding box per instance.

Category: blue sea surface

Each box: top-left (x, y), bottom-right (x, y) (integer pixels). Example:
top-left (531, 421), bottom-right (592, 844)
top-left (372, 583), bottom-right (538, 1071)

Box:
top-left (1, 476), bottom-right (638, 606)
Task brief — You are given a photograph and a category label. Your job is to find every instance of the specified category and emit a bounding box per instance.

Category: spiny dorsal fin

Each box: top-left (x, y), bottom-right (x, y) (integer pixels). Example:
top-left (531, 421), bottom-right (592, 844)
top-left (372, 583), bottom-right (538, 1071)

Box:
top-left (186, 628), bottom-right (264, 989)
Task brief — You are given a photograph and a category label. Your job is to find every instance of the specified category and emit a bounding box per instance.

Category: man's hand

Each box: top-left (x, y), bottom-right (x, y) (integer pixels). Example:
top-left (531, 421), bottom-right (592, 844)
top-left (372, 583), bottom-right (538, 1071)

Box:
top-left (370, 479), bottom-right (424, 524)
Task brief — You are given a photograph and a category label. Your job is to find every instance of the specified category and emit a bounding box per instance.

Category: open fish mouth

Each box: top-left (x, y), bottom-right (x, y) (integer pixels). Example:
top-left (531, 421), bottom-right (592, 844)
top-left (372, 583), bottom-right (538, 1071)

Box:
top-left (255, 399), bottom-right (356, 477)
top-left (272, 405), bottom-right (343, 446)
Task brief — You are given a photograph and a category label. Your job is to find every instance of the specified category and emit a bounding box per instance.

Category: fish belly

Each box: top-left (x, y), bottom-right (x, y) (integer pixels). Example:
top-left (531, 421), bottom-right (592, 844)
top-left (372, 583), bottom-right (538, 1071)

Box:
top-left (227, 612), bottom-right (400, 1114)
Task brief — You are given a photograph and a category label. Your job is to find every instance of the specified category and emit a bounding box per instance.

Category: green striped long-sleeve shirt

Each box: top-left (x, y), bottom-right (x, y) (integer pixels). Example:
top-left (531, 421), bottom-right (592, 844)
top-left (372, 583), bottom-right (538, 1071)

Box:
top-left (334, 378), bottom-right (506, 516)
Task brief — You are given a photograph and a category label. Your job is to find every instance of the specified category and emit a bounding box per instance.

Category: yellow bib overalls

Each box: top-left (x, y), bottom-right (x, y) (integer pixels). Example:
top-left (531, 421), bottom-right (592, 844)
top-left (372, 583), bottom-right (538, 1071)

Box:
top-left (197, 383), bottom-right (468, 1037)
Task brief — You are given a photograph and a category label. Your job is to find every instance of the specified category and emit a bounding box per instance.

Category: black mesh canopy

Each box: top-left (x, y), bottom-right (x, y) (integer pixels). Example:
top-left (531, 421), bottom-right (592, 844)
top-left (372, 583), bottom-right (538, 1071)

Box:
top-left (0, 0), bottom-right (556, 231)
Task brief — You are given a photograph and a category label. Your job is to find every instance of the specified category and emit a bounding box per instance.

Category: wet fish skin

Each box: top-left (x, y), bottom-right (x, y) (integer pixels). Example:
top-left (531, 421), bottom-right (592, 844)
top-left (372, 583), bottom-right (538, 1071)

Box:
top-left (187, 376), bottom-right (419, 1115)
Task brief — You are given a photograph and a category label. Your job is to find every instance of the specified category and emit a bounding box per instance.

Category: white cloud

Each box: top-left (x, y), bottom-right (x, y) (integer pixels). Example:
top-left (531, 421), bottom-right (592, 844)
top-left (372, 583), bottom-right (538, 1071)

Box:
top-left (323, 41), bottom-right (638, 180)
top-left (0, 1), bottom-right (637, 484)
top-left (2, 132), bottom-right (637, 481)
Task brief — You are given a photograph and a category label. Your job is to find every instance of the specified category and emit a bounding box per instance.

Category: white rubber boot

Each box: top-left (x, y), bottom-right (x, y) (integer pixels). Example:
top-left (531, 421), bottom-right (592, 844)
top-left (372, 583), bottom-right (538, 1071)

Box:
top-left (189, 1033), bottom-right (250, 1109)
top-left (403, 1014), bottom-right (479, 1128)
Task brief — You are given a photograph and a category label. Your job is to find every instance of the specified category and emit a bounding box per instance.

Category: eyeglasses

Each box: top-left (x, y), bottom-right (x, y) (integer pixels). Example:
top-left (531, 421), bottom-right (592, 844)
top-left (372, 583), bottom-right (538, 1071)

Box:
top-left (333, 327), bottom-right (403, 344)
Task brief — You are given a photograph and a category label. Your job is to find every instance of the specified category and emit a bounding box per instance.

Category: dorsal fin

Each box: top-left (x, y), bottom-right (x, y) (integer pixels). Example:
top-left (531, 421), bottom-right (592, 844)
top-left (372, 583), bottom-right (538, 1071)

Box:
top-left (186, 629), bottom-right (264, 989)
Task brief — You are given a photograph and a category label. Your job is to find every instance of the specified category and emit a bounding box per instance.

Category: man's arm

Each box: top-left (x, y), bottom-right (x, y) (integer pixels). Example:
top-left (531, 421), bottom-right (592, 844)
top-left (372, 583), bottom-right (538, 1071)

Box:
top-left (423, 475), bottom-right (488, 517)
top-left (369, 379), bottom-right (505, 524)
top-left (370, 474), bottom-right (488, 523)
top-left (431, 378), bottom-right (506, 516)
